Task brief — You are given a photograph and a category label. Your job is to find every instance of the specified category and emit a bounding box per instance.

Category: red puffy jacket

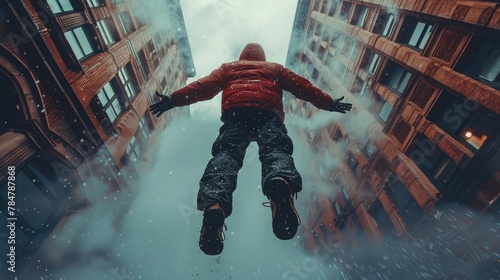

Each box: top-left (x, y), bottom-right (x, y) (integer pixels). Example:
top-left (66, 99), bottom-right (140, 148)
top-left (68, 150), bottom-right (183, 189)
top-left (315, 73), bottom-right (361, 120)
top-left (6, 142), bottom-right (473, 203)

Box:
top-left (169, 43), bottom-right (333, 122)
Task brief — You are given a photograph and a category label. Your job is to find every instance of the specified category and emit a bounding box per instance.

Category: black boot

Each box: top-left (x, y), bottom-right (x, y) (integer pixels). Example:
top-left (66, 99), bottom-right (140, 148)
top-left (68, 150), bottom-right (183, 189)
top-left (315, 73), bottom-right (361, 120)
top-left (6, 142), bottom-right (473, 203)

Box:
top-left (265, 177), bottom-right (300, 240)
top-left (199, 205), bottom-right (226, 255)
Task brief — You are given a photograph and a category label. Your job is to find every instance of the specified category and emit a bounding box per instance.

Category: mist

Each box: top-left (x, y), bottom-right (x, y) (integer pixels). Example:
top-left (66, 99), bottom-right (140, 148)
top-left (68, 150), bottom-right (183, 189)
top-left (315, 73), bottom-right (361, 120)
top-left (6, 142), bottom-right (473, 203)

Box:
top-left (24, 109), bottom-right (339, 280)
top-left (17, 105), bottom-right (497, 280)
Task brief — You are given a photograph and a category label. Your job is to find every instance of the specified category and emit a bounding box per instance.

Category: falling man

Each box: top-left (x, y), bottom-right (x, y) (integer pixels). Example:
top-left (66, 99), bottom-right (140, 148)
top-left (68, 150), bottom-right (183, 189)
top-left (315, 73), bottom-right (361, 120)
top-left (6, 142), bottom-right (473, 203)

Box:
top-left (150, 43), bottom-right (352, 255)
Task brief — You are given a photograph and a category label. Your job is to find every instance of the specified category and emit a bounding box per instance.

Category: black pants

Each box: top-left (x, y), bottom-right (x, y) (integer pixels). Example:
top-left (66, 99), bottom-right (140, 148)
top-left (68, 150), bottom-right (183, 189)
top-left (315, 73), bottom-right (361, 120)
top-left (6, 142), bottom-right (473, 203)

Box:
top-left (197, 108), bottom-right (303, 217)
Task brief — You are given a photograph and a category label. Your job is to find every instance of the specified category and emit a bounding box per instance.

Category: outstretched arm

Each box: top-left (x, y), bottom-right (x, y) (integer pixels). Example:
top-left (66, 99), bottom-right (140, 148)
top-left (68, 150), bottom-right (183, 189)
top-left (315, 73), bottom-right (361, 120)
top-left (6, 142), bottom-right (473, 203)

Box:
top-left (149, 66), bottom-right (226, 117)
top-left (278, 67), bottom-right (352, 114)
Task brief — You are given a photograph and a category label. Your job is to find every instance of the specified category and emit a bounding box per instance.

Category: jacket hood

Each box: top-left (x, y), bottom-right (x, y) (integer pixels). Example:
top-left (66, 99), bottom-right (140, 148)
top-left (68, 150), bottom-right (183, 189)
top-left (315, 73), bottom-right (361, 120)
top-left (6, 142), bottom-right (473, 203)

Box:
top-left (239, 43), bottom-right (266, 61)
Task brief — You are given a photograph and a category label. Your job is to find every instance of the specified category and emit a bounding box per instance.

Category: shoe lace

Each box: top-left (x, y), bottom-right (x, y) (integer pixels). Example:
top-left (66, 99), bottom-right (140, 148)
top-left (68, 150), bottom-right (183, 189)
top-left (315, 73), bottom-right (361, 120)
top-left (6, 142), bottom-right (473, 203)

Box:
top-left (221, 223), bottom-right (227, 241)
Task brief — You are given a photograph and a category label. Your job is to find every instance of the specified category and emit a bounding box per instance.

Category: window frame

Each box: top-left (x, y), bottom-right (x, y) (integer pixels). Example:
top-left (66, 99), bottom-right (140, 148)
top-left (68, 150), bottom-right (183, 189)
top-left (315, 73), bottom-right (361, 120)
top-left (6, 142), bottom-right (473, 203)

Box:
top-left (126, 135), bottom-right (141, 165)
top-left (87, 0), bottom-right (105, 8)
top-left (373, 10), bottom-right (395, 38)
top-left (96, 18), bottom-right (120, 47)
top-left (47, 0), bottom-right (78, 15)
top-left (117, 63), bottom-right (139, 100)
top-left (381, 62), bottom-right (413, 95)
top-left (397, 16), bottom-right (434, 51)
top-left (64, 25), bottom-right (96, 62)
top-left (405, 133), bottom-right (458, 191)
top-left (456, 38), bottom-right (500, 89)
top-left (118, 11), bottom-right (136, 36)
top-left (427, 91), bottom-right (499, 150)
top-left (94, 80), bottom-right (127, 126)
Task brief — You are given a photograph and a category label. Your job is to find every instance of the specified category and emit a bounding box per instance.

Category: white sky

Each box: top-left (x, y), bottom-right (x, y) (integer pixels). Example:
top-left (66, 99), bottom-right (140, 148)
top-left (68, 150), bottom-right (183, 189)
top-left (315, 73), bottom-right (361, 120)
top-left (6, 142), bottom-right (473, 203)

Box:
top-left (178, 0), bottom-right (299, 116)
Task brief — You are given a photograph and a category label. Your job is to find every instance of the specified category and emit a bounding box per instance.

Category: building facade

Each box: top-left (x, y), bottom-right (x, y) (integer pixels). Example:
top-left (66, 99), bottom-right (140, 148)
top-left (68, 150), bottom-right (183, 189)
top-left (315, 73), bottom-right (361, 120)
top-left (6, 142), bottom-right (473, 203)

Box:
top-left (285, 0), bottom-right (499, 263)
top-left (0, 0), bottom-right (194, 276)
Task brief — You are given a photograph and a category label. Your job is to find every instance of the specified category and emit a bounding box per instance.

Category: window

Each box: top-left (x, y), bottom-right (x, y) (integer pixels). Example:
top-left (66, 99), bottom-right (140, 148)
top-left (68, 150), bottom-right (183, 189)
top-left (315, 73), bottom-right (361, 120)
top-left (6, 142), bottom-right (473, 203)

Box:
top-left (64, 26), bottom-right (95, 61)
top-left (369, 198), bottom-right (396, 238)
top-left (363, 139), bottom-right (377, 158)
top-left (96, 82), bottom-right (126, 123)
top-left (339, 1), bottom-right (352, 21)
top-left (147, 39), bottom-right (160, 69)
top-left (126, 135), bottom-right (141, 166)
top-left (348, 154), bottom-right (358, 176)
top-left (406, 133), bottom-right (457, 191)
top-left (397, 17), bottom-right (433, 51)
top-left (97, 19), bottom-right (119, 46)
top-left (378, 101), bottom-right (393, 122)
top-left (0, 159), bottom-right (79, 255)
top-left (368, 53), bottom-right (380, 74)
top-left (385, 180), bottom-right (425, 232)
top-left (373, 10), bottom-right (395, 37)
top-left (351, 5), bottom-right (369, 28)
top-left (87, 0), bottom-right (105, 7)
top-left (118, 12), bottom-right (135, 35)
top-left (134, 50), bottom-right (151, 83)
top-left (361, 80), bottom-right (371, 96)
top-left (118, 64), bottom-right (139, 99)
top-left (456, 38), bottom-right (500, 89)
top-left (360, 50), bottom-right (381, 74)
top-left (341, 38), bottom-right (355, 58)
top-left (328, 0), bottom-right (339, 16)
top-left (428, 91), bottom-right (499, 150)
top-left (47, 0), bottom-right (75, 14)
top-left (479, 44), bottom-right (500, 83)
top-left (381, 62), bottom-right (412, 95)
top-left (139, 117), bottom-right (150, 140)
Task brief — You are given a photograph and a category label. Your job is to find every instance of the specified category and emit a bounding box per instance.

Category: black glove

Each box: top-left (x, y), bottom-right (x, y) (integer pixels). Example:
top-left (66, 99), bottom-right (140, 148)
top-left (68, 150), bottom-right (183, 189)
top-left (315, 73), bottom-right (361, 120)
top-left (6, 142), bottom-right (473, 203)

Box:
top-left (149, 93), bottom-right (174, 117)
top-left (328, 96), bottom-right (352, 114)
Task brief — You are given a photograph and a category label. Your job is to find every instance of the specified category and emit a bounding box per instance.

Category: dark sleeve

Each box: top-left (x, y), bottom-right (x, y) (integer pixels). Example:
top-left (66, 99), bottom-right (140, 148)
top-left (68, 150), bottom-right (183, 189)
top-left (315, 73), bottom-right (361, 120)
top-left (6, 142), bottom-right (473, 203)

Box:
top-left (169, 64), bottom-right (226, 107)
top-left (278, 66), bottom-right (333, 110)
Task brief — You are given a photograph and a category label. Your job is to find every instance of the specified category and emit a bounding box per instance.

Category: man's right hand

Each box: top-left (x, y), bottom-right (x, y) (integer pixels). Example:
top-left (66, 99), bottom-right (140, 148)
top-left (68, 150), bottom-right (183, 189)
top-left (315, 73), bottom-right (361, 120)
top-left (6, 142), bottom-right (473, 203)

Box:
top-left (328, 96), bottom-right (352, 114)
top-left (149, 93), bottom-right (174, 117)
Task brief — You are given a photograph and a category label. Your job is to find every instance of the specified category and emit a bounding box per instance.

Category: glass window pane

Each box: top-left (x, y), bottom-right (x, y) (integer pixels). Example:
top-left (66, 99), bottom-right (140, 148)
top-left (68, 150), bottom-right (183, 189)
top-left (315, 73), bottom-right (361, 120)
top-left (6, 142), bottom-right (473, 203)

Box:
top-left (378, 102), bottom-right (393, 122)
top-left (73, 27), bottom-right (93, 56)
top-left (97, 89), bottom-right (108, 105)
top-left (103, 83), bottom-right (114, 100)
top-left (111, 99), bottom-right (122, 115)
top-left (47, 0), bottom-right (63, 14)
top-left (397, 72), bottom-right (412, 93)
top-left (388, 67), bottom-right (404, 89)
top-left (87, 0), bottom-right (104, 7)
top-left (118, 68), bottom-right (128, 83)
top-left (418, 24), bottom-right (433, 50)
top-left (369, 54), bottom-right (380, 73)
top-left (383, 15), bottom-right (395, 36)
top-left (59, 0), bottom-right (74, 12)
top-left (356, 7), bottom-right (368, 27)
top-left (479, 45), bottom-right (500, 82)
top-left (97, 21), bottom-right (110, 45)
top-left (409, 22), bottom-right (425, 47)
top-left (48, 0), bottom-right (74, 14)
top-left (65, 31), bottom-right (85, 60)
top-left (126, 84), bottom-right (134, 97)
top-left (106, 107), bottom-right (118, 122)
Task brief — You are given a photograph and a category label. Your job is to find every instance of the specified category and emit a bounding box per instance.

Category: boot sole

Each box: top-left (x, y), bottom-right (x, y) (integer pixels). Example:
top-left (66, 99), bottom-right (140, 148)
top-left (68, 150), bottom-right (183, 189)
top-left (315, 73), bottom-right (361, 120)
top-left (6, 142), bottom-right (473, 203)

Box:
top-left (270, 180), bottom-right (299, 240)
top-left (199, 209), bottom-right (225, 255)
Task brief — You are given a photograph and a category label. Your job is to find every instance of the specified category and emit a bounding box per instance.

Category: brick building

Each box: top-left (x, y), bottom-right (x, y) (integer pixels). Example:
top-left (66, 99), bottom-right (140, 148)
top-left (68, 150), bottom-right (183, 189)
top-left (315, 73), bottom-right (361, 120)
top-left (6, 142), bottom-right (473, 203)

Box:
top-left (0, 0), bottom-right (194, 276)
top-left (285, 0), bottom-right (499, 260)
